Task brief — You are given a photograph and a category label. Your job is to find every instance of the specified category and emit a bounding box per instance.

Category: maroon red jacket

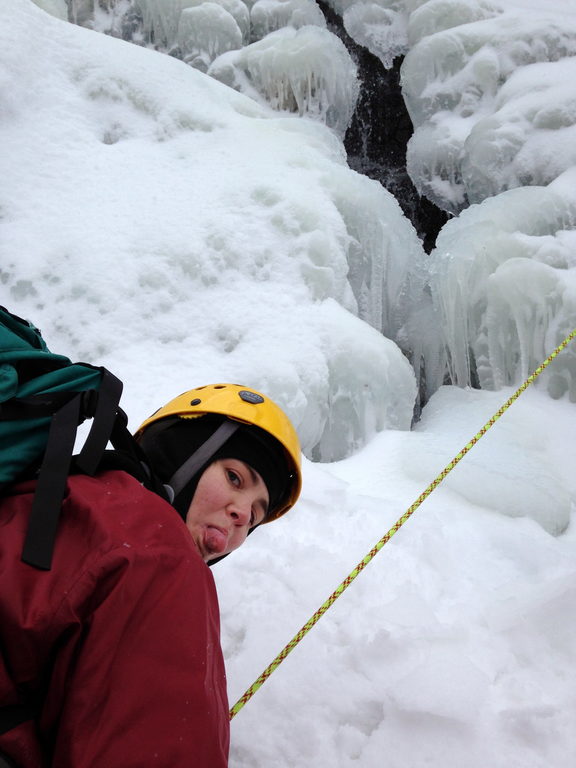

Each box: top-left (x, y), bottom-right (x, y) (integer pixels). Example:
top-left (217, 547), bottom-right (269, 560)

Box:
top-left (0, 470), bottom-right (230, 767)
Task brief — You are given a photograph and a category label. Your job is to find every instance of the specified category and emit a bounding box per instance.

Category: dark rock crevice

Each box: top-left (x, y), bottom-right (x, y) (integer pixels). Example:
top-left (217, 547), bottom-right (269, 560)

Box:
top-left (317, 1), bottom-right (448, 253)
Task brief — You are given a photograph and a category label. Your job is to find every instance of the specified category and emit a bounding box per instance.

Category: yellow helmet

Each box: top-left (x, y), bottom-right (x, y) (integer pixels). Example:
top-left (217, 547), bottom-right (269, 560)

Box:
top-left (135, 383), bottom-right (301, 521)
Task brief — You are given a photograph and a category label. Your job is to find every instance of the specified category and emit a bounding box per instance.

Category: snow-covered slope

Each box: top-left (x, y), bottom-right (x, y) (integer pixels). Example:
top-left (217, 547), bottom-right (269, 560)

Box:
top-left (2, 2), bottom-right (576, 766)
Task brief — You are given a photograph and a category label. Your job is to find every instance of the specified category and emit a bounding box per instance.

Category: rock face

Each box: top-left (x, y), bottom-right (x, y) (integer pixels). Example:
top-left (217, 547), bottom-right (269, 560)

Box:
top-left (317, 1), bottom-right (448, 253)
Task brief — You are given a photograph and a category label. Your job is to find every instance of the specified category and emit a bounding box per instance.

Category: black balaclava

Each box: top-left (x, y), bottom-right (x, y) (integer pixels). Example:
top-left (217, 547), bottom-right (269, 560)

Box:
top-left (137, 414), bottom-right (289, 522)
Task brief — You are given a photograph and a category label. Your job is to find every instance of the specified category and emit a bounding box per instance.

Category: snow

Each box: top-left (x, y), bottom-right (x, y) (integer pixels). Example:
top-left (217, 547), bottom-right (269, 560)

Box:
top-left (342, 0), bottom-right (409, 69)
top-left (0, 0), bottom-right (416, 462)
top-left (33, 0), bottom-right (66, 19)
top-left (223, 385), bottom-right (576, 766)
top-left (324, 0), bottom-right (411, 68)
top-left (208, 25), bottom-right (360, 137)
top-left (462, 56), bottom-right (576, 204)
top-left (250, 0), bottom-right (326, 43)
top-left (176, 3), bottom-right (244, 70)
top-left (136, 0), bottom-right (209, 49)
top-left (415, 179), bottom-right (576, 399)
top-left (400, 0), bottom-right (576, 213)
top-left (387, 0), bottom-right (576, 400)
top-left (3, 0), bottom-right (576, 766)
top-left (142, 0), bottom-right (576, 400)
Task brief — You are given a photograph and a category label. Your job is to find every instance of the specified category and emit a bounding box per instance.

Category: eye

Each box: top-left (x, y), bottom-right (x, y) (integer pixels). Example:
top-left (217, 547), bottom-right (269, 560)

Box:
top-left (227, 469), bottom-right (241, 487)
top-left (250, 505), bottom-right (267, 529)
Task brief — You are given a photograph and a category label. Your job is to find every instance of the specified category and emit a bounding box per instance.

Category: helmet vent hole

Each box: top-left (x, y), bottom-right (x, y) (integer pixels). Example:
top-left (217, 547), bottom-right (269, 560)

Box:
top-left (190, 398), bottom-right (201, 406)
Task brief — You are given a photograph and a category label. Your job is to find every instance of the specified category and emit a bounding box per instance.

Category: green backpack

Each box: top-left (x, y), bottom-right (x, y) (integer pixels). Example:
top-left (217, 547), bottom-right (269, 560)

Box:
top-left (0, 306), bottom-right (142, 570)
top-left (0, 307), bottom-right (168, 755)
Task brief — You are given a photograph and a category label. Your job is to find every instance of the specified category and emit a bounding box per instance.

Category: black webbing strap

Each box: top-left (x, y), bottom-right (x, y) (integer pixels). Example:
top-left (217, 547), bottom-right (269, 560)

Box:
top-left (167, 420), bottom-right (241, 499)
top-left (105, 416), bottom-right (169, 498)
top-left (0, 701), bottom-right (36, 736)
top-left (75, 369), bottom-right (123, 475)
top-left (21, 394), bottom-right (82, 570)
top-left (109, 409), bottom-right (138, 455)
top-left (0, 391), bottom-right (74, 420)
top-left (0, 700), bottom-right (38, 766)
top-left (17, 368), bottom-right (125, 570)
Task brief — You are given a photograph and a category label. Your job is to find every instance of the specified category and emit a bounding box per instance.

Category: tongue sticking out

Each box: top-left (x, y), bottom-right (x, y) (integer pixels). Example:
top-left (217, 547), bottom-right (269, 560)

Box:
top-left (204, 526), bottom-right (228, 556)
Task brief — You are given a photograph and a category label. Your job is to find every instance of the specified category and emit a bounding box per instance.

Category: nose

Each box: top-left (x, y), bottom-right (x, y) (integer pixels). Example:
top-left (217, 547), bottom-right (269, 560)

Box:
top-left (226, 500), bottom-right (251, 527)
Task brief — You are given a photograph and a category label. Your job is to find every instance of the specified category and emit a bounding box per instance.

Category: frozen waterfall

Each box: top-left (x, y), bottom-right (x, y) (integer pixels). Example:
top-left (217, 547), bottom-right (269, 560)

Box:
top-left (23, 0), bottom-right (576, 487)
top-left (401, 0), bottom-right (576, 214)
top-left (2, 0), bottom-right (419, 463)
top-left (423, 176), bottom-right (576, 401)
top-left (208, 25), bottom-right (359, 137)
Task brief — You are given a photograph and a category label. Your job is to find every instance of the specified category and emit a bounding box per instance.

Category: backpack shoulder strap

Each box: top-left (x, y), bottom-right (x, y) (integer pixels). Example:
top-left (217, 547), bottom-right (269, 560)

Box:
top-left (0, 702), bottom-right (37, 736)
top-left (21, 368), bottom-right (125, 571)
top-left (0, 307), bottom-right (127, 570)
top-left (1, 307), bottom-right (169, 570)
top-left (0, 751), bottom-right (19, 767)
top-left (0, 695), bottom-right (42, 768)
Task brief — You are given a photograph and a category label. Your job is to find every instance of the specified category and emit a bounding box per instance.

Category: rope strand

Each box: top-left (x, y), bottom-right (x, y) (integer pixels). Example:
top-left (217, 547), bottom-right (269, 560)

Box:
top-left (230, 329), bottom-right (576, 719)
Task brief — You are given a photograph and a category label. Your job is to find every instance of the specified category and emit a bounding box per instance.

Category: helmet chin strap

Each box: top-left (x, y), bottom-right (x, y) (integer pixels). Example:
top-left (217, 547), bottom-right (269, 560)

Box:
top-left (165, 419), bottom-right (241, 501)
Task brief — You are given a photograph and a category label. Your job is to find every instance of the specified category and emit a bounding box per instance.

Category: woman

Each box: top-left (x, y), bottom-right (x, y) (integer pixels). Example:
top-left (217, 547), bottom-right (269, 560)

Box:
top-left (136, 382), bottom-right (302, 563)
top-left (0, 384), bottom-right (301, 768)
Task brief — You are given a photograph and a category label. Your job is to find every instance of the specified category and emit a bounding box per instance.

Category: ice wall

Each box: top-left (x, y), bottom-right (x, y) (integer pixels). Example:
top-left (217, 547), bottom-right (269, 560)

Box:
top-left (401, 0), bottom-right (576, 214)
top-left (60, 0), bottom-right (360, 136)
top-left (2, 0), bottom-right (419, 462)
top-left (250, 0), bottom-right (326, 42)
top-left (326, 0), bottom-right (410, 69)
top-left (54, 0), bottom-right (576, 216)
top-left (394, 0), bottom-right (576, 404)
top-left (34, 0), bottom-right (67, 19)
top-left (462, 57), bottom-right (576, 205)
top-left (34, 0), bottom-right (576, 410)
top-left (421, 174), bottom-right (576, 400)
top-left (175, 2), bottom-right (247, 69)
top-left (208, 25), bottom-right (359, 136)
top-left (320, 167), bottom-right (426, 345)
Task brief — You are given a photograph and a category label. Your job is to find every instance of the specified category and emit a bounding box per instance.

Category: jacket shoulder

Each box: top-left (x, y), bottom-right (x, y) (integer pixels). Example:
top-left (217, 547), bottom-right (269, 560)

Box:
top-left (63, 470), bottom-right (190, 555)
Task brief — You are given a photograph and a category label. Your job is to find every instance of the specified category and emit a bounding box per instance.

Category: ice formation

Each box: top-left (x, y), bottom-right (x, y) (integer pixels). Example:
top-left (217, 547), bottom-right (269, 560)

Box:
top-left (401, 0), bottom-right (576, 213)
top-left (135, 0), bottom-right (249, 51)
top-left (320, 166), bottom-right (426, 346)
top-left (30, 0), bottom-right (576, 413)
top-left (42, 0), bottom-right (409, 133)
top-left (462, 57), bottom-right (576, 204)
top-left (50, 0), bottom-right (576, 208)
top-left (418, 175), bottom-right (576, 400)
top-left (33, 0), bottom-right (67, 20)
top-left (342, 0), bottom-right (409, 69)
top-left (176, 3), bottom-right (244, 69)
top-left (133, 0), bottom-right (190, 48)
top-left (10, 5), bottom-right (576, 764)
top-left (250, 0), bottom-right (326, 43)
top-left (2, 0), bottom-right (418, 462)
top-left (208, 25), bottom-right (360, 136)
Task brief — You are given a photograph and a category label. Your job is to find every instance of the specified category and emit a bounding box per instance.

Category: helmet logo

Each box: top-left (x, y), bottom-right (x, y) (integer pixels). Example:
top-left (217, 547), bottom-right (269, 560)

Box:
top-left (239, 390), bottom-right (264, 404)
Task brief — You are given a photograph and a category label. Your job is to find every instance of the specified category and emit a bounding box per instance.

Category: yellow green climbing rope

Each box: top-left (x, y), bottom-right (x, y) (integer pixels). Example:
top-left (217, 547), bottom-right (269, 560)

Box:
top-left (230, 328), bottom-right (576, 719)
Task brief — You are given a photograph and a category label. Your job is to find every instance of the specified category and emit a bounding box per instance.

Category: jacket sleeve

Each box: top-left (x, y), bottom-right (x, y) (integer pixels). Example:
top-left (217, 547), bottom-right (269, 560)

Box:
top-left (46, 539), bottom-right (230, 768)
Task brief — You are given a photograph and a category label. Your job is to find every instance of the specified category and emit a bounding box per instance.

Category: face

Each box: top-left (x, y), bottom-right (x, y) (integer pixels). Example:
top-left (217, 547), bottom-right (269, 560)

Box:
top-left (185, 458), bottom-right (269, 562)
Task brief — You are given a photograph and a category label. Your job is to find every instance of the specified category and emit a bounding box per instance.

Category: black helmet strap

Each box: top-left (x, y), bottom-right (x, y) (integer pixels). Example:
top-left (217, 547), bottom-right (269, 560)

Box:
top-left (166, 419), bottom-right (241, 501)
